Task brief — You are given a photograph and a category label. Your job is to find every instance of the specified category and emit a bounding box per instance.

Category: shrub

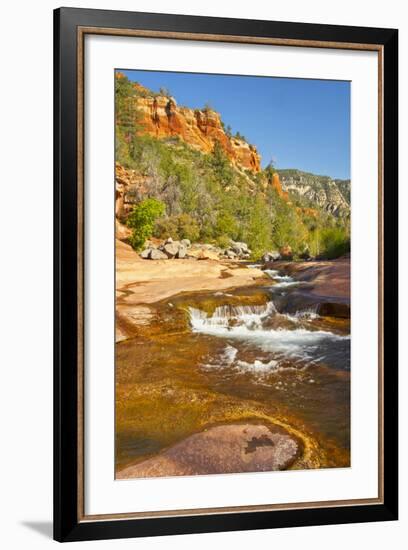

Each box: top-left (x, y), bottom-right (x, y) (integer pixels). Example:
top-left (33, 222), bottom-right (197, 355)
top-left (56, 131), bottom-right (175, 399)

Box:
top-left (215, 211), bottom-right (238, 240)
top-left (154, 213), bottom-right (200, 242)
top-left (153, 216), bottom-right (179, 240)
top-left (242, 195), bottom-right (273, 259)
top-left (215, 235), bottom-right (231, 249)
top-left (127, 198), bottom-right (166, 250)
top-left (319, 227), bottom-right (350, 259)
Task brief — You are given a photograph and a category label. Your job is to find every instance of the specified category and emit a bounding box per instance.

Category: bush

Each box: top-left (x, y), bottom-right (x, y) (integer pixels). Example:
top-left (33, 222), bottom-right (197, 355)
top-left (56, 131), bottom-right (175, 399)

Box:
top-left (215, 211), bottom-right (238, 240)
top-left (154, 213), bottom-right (200, 242)
top-left (242, 195), bottom-right (273, 259)
top-left (127, 198), bottom-right (166, 250)
top-left (319, 227), bottom-right (350, 259)
top-left (215, 235), bottom-right (231, 249)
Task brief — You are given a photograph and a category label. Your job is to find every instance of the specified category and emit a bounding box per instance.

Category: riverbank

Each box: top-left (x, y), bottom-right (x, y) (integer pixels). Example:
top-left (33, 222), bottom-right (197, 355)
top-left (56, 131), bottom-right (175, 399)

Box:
top-left (116, 239), bottom-right (267, 341)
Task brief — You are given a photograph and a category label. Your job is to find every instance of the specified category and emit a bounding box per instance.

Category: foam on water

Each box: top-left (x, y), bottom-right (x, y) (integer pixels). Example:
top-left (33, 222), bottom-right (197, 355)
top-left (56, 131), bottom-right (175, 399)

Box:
top-left (189, 304), bottom-right (349, 362)
top-left (284, 307), bottom-right (320, 322)
top-left (189, 302), bottom-right (277, 330)
top-left (263, 270), bottom-right (307, 289)
top-left (264, 269), bottom-right (279, 278)
top-left (236, 358), bottom-right (279, 373)
top-left (271, 281), bottom-right (301, 289)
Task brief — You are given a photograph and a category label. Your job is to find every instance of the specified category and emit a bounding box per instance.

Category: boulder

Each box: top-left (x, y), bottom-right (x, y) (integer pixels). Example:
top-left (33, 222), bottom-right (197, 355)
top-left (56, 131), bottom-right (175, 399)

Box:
top-left (176, 245), bottom-right (187, 259)
top-left (262, 251), bottom-right (281, 263)
top-left (163, 241), bottom-right (181, 258)
top-left (165, 237), bottom-right (173, 244)
top-left (115, 219), bottom-right (132, 242)
top-left (225, 250), bottom-right (237, 259)
top-left (150, 249), bottom-right (168, 260)
top-left (231, 241), bottom-right (249, 256)
top-left (188, 245), bottom-right (220, 260)
top-left (280, 245), bottom-right (293, 260)
top-left (140, 248), bottom-right (152, 259)
top-left (180, 239), bottom-right (191, 248)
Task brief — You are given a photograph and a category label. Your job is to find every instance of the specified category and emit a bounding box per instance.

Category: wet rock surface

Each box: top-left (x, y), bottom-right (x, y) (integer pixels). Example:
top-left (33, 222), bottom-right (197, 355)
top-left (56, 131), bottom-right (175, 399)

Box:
top-left (117, 424), bottom-right (299, 479)
top-left (115, 246), bottom-right (351, 476)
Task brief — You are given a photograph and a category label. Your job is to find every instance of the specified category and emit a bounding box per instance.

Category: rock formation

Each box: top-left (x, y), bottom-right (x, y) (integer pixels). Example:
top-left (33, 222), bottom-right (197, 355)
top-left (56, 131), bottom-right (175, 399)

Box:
top-left (277, 169), bottom-right (350, 216)
top-left (117, 74), bottom-right (261, 173)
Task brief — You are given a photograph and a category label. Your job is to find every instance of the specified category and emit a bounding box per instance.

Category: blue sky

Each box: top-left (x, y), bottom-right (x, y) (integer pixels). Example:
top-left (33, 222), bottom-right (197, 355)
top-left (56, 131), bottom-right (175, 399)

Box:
top-left (121, 69), bottom-right (350, 180)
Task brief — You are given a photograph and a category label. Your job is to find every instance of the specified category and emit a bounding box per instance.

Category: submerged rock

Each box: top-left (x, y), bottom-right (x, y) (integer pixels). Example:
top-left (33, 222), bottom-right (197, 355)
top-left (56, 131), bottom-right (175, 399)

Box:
top-left (117, 424), bottom-right (300, 479)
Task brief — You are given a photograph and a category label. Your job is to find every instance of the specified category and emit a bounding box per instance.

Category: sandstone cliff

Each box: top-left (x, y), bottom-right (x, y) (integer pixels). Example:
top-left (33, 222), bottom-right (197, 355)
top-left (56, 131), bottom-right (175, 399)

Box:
top-left (119, 76), bottom-right (261, 173)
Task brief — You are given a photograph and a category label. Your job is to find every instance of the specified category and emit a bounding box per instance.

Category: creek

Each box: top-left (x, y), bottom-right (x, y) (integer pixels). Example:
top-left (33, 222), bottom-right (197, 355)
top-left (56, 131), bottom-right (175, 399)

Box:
top-left (115, 264), bottom-right (351, 475)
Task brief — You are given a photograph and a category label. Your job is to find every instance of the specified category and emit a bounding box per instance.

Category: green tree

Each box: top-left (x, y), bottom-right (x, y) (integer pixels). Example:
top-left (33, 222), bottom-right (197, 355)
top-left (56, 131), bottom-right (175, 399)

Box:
top-left (215, 210), bottom-right (238, 241)
top-left (243, 195), bottom-right (273, 259)
top-left (210, 141), bottom-right (234, 188)
top-left (127, 198), bottom-right (166, 250)
top-left (264, 159), bottom-right (276, 180)
top-left (159, 87), bottom-right (172, 97)
top-left (319, 226), bottom-right (350, 259)
top-left (154, 213), bottom-right (200, 242)
top-left (115, 74), bottom-right (142, 166)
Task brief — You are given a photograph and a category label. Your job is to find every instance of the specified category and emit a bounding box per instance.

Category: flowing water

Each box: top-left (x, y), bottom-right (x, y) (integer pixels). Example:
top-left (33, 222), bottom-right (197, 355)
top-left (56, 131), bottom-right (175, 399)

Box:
top-left (116, 265), bottom-right (351, 473)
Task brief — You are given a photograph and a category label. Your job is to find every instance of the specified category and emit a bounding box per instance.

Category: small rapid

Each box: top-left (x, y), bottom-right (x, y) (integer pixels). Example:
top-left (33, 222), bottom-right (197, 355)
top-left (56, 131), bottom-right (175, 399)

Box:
top-left (188, 302), bottom-right (277, 330)
top-left (263, 269), bottom-right (308, 289)
top-left (188, 299), bottom-right (349, 370)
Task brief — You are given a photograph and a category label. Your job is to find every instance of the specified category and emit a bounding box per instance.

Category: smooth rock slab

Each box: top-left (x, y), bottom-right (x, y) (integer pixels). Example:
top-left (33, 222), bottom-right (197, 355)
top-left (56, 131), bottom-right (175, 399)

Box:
top-left (117, 424), bottom-right (299, 479)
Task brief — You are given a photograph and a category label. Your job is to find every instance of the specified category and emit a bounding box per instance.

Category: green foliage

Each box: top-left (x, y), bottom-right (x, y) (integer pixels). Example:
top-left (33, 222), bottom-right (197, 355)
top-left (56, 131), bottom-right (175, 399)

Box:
top-left (154, 213), bottom-right (200, 242)
top-left (234, 131), bottom-right (246, 141)
top-left (159, 87), bottom-right (172, 97)
top-left (209, 141), bottom-right (235, 189)
top-left (242, 195), bottom-right (273, 259)
top-left (318, 226), bottom-right (350, 259)
top-left (115, 74), bottom-right (142, 166)
top-left (127, 198), bottom-right (166, 250)
top-left (264, 160), bottom-right (276, 180)
top-left (215, 210), bottom-right (238, 240)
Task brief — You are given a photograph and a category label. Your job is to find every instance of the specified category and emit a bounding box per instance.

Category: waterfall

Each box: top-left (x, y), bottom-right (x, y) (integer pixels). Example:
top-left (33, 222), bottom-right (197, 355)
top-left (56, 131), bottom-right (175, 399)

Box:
top-left (189, 300), bottom-right (349, 363)
top-left (188, 301), bottom-right (277, 331)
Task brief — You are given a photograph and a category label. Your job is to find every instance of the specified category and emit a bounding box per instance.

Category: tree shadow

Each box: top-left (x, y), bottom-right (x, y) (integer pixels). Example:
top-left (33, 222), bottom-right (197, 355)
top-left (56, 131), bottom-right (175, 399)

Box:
top-left (21, 521), bottom-right (53, 539)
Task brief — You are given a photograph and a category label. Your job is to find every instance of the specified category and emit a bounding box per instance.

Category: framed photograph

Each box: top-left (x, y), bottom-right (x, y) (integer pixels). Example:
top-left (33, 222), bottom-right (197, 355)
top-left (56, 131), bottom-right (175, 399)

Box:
top-left (54, 7), bottom-right (398, 542)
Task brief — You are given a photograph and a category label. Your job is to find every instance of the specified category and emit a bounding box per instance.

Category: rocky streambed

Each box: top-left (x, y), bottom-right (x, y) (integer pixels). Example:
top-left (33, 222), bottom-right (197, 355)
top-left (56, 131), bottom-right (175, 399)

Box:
top-left (115, 254), bottom-right (351, 478)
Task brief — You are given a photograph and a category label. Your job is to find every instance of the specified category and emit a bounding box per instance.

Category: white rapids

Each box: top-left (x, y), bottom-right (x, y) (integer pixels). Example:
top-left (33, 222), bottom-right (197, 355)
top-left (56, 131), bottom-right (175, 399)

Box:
top-left (188, 302), bottom-right (349, 366)
top-left (263, 269), bottom-right (307, 289)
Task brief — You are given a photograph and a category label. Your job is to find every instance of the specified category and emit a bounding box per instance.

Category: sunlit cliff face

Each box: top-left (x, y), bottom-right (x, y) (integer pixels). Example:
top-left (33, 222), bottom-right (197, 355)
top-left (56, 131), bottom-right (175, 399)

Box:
top-left (127, 90), bottom-right (261, 173)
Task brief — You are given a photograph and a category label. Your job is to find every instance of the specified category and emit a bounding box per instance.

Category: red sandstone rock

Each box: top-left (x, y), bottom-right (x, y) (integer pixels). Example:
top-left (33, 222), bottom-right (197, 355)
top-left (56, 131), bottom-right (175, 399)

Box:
top-left (127, 91), bottom-right (261, 172)
top-left (271, 172), bottom-right (289, 200)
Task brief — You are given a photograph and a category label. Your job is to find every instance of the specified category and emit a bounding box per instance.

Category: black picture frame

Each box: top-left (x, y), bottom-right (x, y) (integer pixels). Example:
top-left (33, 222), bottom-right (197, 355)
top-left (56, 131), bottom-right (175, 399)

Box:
top-left (54, 7), bottom-right (398, 542)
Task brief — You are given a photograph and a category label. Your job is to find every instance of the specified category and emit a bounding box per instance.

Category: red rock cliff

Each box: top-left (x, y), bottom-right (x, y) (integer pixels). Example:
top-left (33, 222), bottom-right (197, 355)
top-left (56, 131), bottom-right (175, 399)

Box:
top-left (122, 80), bottom-right (261, 173)
top-left (270, 172), bottom-right (289, 200)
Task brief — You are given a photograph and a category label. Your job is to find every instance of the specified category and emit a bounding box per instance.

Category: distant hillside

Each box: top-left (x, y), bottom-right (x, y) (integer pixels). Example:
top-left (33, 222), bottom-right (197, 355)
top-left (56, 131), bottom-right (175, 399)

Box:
top-left (277, 169), bottom-right (350, 217)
